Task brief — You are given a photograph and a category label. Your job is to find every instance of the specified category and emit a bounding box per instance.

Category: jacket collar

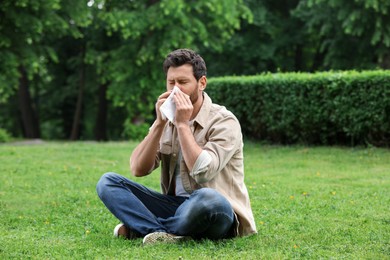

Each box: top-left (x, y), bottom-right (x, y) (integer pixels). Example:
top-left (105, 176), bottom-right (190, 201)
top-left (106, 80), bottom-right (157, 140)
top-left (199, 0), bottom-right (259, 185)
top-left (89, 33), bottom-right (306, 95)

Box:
top-left (192, 92), bottom-right (212, 129)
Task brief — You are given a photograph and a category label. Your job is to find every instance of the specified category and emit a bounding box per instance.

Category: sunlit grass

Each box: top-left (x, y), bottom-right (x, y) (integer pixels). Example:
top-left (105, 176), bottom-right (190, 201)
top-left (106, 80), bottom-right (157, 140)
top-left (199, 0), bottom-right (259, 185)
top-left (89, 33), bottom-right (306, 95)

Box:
top-left (0, 141), bottom-right (389, 259)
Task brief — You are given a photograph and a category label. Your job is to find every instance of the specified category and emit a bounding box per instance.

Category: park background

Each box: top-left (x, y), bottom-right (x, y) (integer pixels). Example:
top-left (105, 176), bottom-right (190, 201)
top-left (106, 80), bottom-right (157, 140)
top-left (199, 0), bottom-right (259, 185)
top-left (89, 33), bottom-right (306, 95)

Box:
top-left (1, 0), bottom-right (390, 259)
top-left (1, 0), bottom-right (389, 144)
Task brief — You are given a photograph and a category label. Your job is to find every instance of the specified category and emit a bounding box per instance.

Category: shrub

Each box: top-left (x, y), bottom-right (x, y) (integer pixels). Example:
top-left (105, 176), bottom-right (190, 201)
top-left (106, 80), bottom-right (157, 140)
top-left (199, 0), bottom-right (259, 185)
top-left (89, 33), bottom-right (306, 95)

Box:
top-left (0, 128), bottom-right (12, 143)
top-left (207, 70), bottom-right (390, 146)
top-left (122, 119), bottom-right (150, 141)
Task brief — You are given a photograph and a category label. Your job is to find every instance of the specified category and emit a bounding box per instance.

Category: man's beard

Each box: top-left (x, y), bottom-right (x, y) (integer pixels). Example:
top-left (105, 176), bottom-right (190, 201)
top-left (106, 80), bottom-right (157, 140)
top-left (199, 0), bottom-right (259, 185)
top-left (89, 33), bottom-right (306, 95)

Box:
top-left (189, 88), bottom-right (200, 104)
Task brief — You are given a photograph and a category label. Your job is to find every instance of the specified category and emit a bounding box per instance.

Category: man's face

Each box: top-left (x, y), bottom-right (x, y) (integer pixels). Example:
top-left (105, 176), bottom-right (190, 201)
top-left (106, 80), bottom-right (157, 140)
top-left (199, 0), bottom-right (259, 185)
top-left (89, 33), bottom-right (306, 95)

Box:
top-left (166, 64), bottom-right (204, 104)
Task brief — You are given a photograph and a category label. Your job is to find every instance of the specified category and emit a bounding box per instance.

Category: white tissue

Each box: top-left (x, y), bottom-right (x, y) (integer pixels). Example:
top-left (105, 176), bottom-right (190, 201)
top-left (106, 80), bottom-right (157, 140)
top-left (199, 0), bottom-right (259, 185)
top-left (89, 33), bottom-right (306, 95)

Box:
top-left (159, 86), bottom-right (180, 122)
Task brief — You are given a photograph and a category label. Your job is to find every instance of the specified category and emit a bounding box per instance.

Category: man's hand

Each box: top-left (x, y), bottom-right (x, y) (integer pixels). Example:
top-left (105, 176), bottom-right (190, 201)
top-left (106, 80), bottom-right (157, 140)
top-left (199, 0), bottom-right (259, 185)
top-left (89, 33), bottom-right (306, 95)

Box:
top-left (173, 90), bottom-right (193, 125)
top-left (155, 91), bottom-right (171, 124)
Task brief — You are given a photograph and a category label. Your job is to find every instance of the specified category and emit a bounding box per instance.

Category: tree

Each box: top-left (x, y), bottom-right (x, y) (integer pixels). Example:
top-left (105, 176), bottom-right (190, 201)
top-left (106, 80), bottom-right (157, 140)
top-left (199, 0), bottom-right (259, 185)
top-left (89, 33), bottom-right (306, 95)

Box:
top-left (293, 0), bottom-right (390, 69)
top-left (0, 0), bottom-right (91, 138)
top-left (201, 0), bottom-right (390, 75)
top-left (200, 0), bottom-right (317, 75)
top-left (0, 0), bottom-right (252, 140)
top-left (86, 0), bottom-right (253, 139)
top-left (5, 0), bottom-right (388, 141)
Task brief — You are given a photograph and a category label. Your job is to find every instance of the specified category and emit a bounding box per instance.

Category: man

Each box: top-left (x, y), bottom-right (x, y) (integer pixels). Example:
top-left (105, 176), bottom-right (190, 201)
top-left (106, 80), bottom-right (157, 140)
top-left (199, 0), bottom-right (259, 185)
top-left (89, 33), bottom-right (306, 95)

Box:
top-left (96, 49), bottom-right (257, 245)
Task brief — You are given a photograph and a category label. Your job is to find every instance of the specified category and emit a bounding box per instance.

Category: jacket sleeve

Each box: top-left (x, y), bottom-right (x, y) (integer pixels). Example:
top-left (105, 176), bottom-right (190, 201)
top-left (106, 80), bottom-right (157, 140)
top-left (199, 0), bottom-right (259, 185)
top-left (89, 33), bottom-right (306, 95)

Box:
top-left (189, 115), bottom-right (242, 184)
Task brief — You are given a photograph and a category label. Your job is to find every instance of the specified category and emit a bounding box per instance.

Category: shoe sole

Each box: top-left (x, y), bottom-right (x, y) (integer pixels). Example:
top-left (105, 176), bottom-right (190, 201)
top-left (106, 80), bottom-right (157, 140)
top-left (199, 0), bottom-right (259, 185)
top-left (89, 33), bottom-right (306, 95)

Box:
top-left (143, 232), bottom-right (191, 245)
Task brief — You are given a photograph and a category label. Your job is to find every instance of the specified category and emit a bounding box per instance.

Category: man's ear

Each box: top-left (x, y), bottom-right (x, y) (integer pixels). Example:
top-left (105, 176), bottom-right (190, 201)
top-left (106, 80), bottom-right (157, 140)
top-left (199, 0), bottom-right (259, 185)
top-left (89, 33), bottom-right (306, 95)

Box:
top-left (199, 76), bottom-right (207, 91)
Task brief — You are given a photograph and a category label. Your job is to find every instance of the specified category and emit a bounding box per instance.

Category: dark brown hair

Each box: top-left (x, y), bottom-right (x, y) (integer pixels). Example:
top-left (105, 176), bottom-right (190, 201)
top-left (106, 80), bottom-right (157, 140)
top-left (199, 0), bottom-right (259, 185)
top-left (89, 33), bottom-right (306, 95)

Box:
top-left (163, 49), bottom-right (207, 81)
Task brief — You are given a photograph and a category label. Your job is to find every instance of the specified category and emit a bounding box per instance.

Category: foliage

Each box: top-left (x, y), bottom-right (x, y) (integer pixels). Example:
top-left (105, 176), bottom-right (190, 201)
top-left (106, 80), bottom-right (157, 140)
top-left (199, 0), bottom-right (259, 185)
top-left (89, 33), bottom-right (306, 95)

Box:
top-left (207, 70), bottom-right (390, 146)
top-left (0, 0), bottom-right (251, 140)
top-left (293, 0), bottom-right (390, 69)
top-left (201, 0), bottom-right (312, 75)
top-left (1, 0), bottom-right (390, 141)
top-left (0, 142), bottom-right (389, 258)
top-left (122, 120), bottom-right (150, 141)
top-left (0, 128), bottom-right (11, 142)
top-left (0, 0), bottom-right (91, 103)
top-left (202, 0), bottom-right (390, 76)
top-left (93, 0), bottom-right (252, 120)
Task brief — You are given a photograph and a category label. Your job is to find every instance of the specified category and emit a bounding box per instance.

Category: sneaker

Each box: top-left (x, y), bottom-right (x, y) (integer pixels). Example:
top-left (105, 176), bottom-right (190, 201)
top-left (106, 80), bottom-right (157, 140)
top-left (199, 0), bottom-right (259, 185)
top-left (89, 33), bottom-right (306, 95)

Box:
top-left (142, 232), bottom-right (191, 245)
top-left (113, 223), bottom-right (140, 239)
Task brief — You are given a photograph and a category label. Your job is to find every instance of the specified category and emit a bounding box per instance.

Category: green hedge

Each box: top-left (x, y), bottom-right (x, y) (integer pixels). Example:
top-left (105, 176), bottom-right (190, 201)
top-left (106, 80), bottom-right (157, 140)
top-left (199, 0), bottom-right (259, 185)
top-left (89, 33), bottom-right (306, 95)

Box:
top-left (207, 70), bottom-right (390, 146)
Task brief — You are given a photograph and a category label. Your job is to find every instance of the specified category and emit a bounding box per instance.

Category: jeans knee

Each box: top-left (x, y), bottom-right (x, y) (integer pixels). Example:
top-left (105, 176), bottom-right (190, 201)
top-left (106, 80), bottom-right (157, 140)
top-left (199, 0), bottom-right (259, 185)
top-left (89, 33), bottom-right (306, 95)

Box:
top-left (195, 188), bottom-right (217, 199)
top-left (193, 188), bottom-right (231, 213)
top-left (96, 172), bottom-right (117, 199)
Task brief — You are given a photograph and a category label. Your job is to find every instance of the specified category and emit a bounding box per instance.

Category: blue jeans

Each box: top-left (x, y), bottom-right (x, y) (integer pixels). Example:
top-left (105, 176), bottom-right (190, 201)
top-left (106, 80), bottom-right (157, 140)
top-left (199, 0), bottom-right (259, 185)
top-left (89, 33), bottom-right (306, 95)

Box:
top-left (96, 172), bottom-right (234, 240)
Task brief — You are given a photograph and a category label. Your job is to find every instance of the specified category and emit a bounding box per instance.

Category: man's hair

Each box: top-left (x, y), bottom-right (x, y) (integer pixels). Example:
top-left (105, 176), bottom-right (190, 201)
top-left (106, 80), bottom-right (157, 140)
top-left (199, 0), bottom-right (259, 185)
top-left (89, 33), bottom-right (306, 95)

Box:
top-left (163, 49), bottom-right (207, 81)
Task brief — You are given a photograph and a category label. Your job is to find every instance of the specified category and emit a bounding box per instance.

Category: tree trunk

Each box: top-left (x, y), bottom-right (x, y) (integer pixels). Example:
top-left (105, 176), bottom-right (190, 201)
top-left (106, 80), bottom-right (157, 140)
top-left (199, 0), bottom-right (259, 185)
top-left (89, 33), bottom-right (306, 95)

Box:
top-left (70, 45), bottom-right (86, 140)
top-left (294, 44), bottom-right (303, 71)
top-left (311, 42), bottom-right (326, 71)
top-left (379, 52), bottom-right (390, 69)
top-left (94, 83), bottom-right (108, 141)
top-left (17, 66), bottom-right (40, 138)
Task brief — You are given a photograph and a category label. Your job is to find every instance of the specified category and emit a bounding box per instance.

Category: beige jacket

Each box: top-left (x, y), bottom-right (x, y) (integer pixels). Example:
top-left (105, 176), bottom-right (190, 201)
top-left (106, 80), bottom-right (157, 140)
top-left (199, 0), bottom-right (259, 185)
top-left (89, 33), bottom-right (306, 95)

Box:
top-left (151, 92), bottom-right (257, 237)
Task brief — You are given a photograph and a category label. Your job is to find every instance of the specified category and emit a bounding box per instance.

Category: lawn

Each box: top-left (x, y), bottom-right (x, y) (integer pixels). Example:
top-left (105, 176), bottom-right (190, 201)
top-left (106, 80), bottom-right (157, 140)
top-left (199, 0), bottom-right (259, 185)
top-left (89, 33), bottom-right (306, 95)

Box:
top-left (0, 141), bottom-right (389, 259)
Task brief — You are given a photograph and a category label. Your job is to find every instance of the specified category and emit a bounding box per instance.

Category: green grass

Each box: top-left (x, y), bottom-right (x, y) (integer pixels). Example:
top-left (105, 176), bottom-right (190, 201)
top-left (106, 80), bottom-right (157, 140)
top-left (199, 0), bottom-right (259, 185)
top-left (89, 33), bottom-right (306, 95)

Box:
top-left (1, 141), bottom-right (389, 259)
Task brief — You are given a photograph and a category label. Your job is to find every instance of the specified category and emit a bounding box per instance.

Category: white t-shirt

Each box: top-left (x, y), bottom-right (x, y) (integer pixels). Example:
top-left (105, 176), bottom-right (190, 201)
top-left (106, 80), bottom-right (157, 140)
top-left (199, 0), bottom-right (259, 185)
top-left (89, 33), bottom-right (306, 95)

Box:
top-left (175, 149), bottom-right (212, 197)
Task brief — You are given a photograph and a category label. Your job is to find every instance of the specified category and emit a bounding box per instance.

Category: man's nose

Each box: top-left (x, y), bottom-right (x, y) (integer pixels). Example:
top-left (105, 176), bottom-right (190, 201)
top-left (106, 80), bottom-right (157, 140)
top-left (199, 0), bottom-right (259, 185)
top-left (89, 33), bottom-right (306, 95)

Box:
top-left (174, 84), bottom-right (183, 91)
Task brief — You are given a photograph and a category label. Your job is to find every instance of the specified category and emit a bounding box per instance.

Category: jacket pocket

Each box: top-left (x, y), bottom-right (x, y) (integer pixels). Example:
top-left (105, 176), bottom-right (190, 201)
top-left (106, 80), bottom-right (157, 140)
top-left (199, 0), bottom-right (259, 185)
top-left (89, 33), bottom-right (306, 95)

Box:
top-left (160, 142), bottom-right (172, 155)
top-left (160, 126), bottom-right (173, 155)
